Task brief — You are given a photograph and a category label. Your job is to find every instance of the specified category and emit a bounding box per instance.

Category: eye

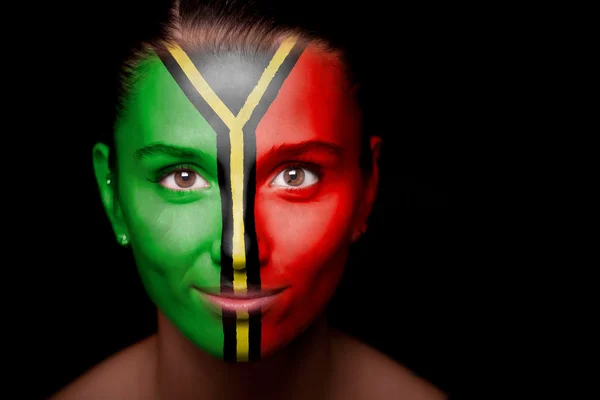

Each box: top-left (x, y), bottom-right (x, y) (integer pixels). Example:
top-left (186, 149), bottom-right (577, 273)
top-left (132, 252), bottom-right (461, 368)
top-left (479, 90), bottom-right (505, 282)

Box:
top-left (271, 166), bottom-right (318, 189)
top-left (160, 169), bottom-right (210, 191)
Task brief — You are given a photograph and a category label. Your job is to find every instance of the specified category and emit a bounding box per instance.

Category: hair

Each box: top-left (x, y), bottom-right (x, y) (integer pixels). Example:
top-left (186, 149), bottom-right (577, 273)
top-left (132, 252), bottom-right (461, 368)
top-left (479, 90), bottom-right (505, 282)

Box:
top-left (103, 0), bottom-right (373, 173)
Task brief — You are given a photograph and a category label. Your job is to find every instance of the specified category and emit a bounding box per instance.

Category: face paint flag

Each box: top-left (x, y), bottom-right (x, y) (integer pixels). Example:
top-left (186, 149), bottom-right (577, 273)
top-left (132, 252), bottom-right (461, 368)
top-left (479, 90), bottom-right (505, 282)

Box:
top-left (158, 37), bottom-right (303, 362)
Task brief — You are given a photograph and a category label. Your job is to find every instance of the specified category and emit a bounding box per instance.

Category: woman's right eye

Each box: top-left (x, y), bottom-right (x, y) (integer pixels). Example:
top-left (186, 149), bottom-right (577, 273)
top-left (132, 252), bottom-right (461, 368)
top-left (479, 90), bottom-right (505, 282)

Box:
top-left (160, 169), bottom-right (210, 191)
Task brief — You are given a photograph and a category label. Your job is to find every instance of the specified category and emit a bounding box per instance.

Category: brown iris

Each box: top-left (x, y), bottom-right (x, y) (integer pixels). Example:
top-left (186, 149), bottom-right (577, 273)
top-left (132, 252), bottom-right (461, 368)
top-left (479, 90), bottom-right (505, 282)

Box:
top-left (283, 168), bottom-right (305, 186)
top-left (174, 170), bottom-right (196, 188)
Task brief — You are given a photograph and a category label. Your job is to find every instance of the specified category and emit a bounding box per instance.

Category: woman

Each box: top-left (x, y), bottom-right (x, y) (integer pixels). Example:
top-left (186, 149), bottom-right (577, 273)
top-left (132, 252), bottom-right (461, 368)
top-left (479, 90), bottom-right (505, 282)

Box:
top-left (53, 0), bottom-right (446, 398)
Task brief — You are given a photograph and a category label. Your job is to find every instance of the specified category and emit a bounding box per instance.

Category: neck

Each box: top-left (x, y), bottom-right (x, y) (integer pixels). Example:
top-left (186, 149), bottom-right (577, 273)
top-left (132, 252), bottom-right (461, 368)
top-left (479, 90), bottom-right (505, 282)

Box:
top-left (155, 312), bottom-right (334, 400)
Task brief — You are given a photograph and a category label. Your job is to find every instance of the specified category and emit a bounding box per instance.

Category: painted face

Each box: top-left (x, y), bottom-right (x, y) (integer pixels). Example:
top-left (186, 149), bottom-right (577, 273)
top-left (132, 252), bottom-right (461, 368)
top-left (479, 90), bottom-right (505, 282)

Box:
top-left (111, 37), bottom-right (368, 361)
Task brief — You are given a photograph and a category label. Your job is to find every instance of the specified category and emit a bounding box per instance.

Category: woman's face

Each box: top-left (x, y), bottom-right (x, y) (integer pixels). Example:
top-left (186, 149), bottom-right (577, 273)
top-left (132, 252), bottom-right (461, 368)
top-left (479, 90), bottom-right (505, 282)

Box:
top-left (94, 38), bottom-right (379, 361)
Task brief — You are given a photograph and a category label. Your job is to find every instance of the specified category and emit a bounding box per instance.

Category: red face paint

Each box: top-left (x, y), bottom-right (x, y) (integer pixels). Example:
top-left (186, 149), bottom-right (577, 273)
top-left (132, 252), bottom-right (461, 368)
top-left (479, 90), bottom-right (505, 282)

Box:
top-left (254, 46), bottom-right (364, 357)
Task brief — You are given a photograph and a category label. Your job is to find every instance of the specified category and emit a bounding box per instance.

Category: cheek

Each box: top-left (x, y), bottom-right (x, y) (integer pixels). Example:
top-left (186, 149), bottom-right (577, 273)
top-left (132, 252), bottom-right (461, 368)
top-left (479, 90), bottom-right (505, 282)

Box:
top-left (256, 182), bottom-right (358, 281)
top-left (257, 181), bottom-right (360, 357)
top-left (120, 187), bottom-right (222, 267)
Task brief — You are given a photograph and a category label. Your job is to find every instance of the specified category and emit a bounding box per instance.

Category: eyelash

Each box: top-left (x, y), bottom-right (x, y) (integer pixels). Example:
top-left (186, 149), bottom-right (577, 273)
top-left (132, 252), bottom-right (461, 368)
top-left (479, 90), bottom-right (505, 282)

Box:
top-left (146, 163), bottom-right (198, 183)
top-left (277, 162), bottom-right (322, 177)
top-left (272, 162), bottom-right (322, 193)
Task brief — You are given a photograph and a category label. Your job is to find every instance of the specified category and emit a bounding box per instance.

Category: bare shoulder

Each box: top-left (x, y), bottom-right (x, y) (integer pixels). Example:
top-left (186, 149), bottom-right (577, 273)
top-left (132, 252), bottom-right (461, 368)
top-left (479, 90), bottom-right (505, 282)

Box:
top-left (330, 330), bottom-right (447, 400)
top-left (50, 335), bottom-right (158, 400)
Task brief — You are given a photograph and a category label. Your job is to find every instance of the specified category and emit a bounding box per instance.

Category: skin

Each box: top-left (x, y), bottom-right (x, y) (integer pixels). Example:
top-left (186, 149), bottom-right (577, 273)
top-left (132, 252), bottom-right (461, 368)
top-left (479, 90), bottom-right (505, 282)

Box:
top-left (53, 319), bottom-right (447, 400)
top-left (53, 37), bottom-right (447, 400)
top-left (92, 38), bottom-right (380, 362)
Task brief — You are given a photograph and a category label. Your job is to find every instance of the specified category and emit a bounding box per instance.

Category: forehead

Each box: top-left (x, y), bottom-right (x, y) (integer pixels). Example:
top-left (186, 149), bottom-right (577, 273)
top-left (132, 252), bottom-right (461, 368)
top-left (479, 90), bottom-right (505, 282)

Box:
top-left (117, 43), bottom-right (359, 151)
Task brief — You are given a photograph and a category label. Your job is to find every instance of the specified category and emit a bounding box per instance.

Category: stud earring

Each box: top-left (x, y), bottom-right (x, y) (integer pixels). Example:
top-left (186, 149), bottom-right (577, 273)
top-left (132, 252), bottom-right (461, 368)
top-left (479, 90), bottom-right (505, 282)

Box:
top-left (118, 234), bottom-right (128, 246)
top-left (106, 172), bottom-right (112, 185)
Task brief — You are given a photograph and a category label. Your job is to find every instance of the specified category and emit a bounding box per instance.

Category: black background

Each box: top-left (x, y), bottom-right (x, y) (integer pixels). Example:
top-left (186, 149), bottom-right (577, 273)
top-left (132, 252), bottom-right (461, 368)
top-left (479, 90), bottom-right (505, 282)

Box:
top-left (19, 1), bottom-right (481, 398)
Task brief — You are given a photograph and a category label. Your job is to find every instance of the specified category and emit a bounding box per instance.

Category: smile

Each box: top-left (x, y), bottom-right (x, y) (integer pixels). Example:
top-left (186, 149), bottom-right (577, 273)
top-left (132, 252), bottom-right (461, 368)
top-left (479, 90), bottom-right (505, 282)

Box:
top-left (193, 286), bottom-right (287, 315)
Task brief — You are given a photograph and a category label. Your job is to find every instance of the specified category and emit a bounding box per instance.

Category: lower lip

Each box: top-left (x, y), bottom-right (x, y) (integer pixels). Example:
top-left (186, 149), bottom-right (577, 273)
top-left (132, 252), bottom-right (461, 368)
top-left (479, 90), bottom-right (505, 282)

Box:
top-left (197, 291), bottom-right (283, 314)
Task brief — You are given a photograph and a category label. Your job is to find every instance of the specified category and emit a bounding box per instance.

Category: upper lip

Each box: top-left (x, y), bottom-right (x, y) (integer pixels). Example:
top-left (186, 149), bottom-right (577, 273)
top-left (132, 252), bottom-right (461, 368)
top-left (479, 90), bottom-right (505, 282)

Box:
top-left (192, 284), bottom-right (288, 299)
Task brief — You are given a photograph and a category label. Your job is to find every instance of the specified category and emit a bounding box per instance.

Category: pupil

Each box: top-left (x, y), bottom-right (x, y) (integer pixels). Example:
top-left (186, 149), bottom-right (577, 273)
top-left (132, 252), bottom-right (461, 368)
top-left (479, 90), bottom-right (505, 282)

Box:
top-left (284, 168), bottom-right (304, 186)
top-left (175, 170), bottom-right (196, 188)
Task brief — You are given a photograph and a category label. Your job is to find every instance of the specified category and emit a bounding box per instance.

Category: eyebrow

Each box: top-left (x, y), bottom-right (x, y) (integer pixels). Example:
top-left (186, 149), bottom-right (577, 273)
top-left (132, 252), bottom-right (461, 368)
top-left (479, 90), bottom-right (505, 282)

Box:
top-left (134, 140), bottom-right (342, 162)
top-left (266, 140), bottom-right (343, 157)
top-left (134, 143), bottom-right (209, 161)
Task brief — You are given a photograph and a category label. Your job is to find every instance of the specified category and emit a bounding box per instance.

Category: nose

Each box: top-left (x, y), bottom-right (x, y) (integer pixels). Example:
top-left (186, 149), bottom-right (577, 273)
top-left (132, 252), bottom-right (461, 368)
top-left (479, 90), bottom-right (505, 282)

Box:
top-left (216, 159), bottom-right (261, 286)
top-left (218, 179), bottom-right (260, 274)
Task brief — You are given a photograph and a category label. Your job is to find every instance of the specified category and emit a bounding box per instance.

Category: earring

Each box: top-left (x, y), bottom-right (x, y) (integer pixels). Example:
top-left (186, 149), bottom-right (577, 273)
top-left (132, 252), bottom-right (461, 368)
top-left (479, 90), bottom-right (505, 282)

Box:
top-left (106, 172), bottom-right (112, 185)
top-left (118, 234), bottom-right (129, 246)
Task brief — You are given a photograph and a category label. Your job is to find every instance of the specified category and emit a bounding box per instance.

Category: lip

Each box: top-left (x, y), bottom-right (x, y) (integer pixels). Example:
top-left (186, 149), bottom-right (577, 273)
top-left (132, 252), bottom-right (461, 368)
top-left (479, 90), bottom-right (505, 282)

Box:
top-left (193, 286), bottom-right (287, 315)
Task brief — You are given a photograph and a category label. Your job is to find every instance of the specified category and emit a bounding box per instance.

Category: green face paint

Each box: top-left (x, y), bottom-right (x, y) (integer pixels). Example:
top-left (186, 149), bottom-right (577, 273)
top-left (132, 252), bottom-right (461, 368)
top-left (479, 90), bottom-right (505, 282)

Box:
top-left (113, 56), bottom-right (225, 358)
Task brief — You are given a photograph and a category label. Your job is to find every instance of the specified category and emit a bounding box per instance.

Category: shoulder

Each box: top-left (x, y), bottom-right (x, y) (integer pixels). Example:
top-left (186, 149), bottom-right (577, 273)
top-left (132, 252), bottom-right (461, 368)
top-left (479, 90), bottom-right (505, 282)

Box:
top-left (330, 330), bottom-right (447, 400)
top-left (50, 335), bottom-right (158, 400)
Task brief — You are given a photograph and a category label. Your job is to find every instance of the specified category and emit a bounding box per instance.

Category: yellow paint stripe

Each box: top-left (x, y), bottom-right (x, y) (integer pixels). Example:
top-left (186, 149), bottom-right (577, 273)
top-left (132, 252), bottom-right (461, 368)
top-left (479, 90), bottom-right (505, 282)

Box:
top-left (236, 311), bottom-right (249, 361)
top-left (230, 126), bottom-right (246, 275)
top-left (235, 36), bottom-right (297, 126)
top-left (165, 43), bottom-right (236, 127)
top-left (233, 270), bottom-right (247, 292)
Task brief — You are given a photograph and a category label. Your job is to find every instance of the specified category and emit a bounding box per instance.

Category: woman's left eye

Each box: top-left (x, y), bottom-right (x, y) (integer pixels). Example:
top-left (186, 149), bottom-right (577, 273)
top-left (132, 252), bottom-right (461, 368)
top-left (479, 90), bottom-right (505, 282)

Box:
top-left (271, 166), bottom-right (318, 189)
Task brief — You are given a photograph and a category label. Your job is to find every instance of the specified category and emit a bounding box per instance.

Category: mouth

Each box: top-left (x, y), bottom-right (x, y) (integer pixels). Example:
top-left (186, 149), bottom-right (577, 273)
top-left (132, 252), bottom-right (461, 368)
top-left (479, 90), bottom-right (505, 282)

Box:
top-left (192, 286), bottom-right (287, 315)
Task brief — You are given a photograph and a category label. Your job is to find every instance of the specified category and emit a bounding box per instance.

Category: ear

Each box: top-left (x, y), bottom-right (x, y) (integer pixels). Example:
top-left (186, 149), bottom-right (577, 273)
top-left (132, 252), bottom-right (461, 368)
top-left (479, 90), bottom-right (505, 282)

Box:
top-left (353, 136), bottom-right (382, 242)
top-left (92, 142), bottom-right (130, 245)
top-left (363, 136), bottom-right (382, 220)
